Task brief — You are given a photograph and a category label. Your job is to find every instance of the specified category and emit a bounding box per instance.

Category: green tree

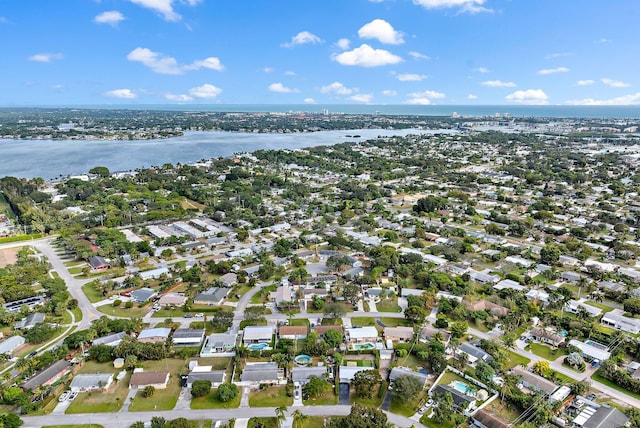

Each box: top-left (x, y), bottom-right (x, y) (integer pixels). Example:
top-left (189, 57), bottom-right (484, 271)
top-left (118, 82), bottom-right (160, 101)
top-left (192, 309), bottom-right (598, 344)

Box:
top-left (150, 417), bottom-right (166, 428)
top-left (450, 321), bottom-right (468, 339)
top-left (323, 302), bottom-right (346, 320)
top-left (275, 405), bottom-right (288, 425)
top-left (142, 385), bottom-right (155, 397)
top-left (217, 383), bottom-right (239, 402)
top-left (331, 404), bottom-right (388, 428)
top-left (324, 329), bottom-right (344, 348)
top-left (191, 380), bottom-right (212, 398)
top-left (540, 244), bottom-right (561, 265)
top-left (352, 369), bottom-right (381, 398)
top-left (404, 305), bottom-right (428, 325)
top-left (390, 375), bottom-right (423, 403)
top-left (432, 391), bottom-right (454, 424)
top-left (303, 376), bottom-right (331, 399)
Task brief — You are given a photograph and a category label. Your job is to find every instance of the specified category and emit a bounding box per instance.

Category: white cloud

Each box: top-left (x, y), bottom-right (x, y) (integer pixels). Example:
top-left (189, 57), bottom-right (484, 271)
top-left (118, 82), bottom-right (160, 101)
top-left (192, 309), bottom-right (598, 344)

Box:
top-left (405, 90), bottom-right (446, 104)
top-left (505, 89), bottom-right (549, 104)
top-left (304, 98), bottom-right (316, 104)
top-left (358, 19), bottom-right (404, 45)
top-left (350, 93), bottom-right (373, 103)
top-left (263, 67), bottom-right (274, 73)
top-left (333, 44), bottom-right (403, 67)
top-left (94, 11), bottom-right (125, 26)
top-left (165, 93), bottom-right (193, 102)
top-left (397, 73), bottom-right (428, 81)
top-left (28, 53), bottom-right (63, 63)
top-left (188, 83), bottom-right (222, 99)
top-left (320, 82), bottom-right (354, 96)
top-left (467, 93), bottom-right (478, 99)
top-left (545, 52), bottom-right (574, 59)
top-left (268, 83), bottom-right (299, 93)
top-left (284, 71), bottom-right (296, 76)
top-left (127, 48), bottom-right (224, 74)
top-left (103, 88), bottom-right (137, 99)
top-left (482, 80), bottom-right (516, 88)
top-left (51, 84), bottom-right (64, 90)
top-left (601, 78), bottom-right (630, 88)
top-left (473, 67), bottom-right (490, 73)
top-left (408, 51), bottom-right (430, 60)
top-left (282, 31), bottom-right (323, 48)
top-left (597, 38), bottom-right (612, 43)
top-left (565, 92), bottom-right (640, 106)
top-left (575, 79), bottom-right (595, 86)
top-left (383, 90), bottom-right (397, 96)
top-left (129, 0), bottom-right (182, 21)
top-left (412, 0), bottom-right (493, 14)
top-left (336, 38), bottom-right (351, 50)
top-left (537, 67), bottom-right (569, 75)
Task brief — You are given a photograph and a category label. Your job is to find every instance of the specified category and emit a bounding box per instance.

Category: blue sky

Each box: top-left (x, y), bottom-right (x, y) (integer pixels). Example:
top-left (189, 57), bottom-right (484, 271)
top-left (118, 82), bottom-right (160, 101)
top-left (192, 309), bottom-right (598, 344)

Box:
top-left (1, 0), bottom-right (639, 106)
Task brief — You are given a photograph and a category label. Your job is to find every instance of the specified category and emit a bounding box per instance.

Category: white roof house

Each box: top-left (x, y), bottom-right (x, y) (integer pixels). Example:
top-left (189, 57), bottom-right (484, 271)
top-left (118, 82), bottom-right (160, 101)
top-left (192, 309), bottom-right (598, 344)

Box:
top-left (601, 310), bottom-right (640, 334)
top-left (564, 300), bottom-right (602, 318)
top-left (339, 366), bottom-right (371, 382)
top-left (243, 326), bottom-right (273, 344)
top-left (494, 279), bottom-right (526, 292)
top-left (70, 373), bottom-right (114, 392)
top-left (346, 326), bottom-right (378, 343)
top-left (0, 336), bottom-right (25, 355)
top-left (569, 339), bottom-right (611, 362)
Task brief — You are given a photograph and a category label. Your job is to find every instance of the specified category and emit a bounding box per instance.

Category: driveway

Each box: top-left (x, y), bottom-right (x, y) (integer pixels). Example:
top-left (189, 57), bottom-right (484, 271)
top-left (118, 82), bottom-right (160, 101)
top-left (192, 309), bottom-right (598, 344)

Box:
top-left (338, 383), bottom-right (350, 405)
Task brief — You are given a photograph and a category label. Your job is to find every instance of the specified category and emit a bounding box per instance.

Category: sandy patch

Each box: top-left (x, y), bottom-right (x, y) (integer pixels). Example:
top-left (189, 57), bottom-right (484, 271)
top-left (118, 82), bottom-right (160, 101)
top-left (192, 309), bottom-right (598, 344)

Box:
top-left (0, 248), bottom-right (18, 268)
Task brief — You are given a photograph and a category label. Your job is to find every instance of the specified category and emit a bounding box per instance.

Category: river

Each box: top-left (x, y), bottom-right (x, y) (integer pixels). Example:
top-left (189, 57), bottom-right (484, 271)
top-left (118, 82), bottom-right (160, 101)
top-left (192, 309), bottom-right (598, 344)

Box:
top-left (1, 128), bottom-right (445, 179)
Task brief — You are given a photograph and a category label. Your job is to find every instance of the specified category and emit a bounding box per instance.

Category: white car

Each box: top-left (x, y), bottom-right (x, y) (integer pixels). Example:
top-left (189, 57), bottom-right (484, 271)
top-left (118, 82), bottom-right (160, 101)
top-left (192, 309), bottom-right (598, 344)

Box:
top-left (58, 392), bottom-right (69, 402)
top-left (195, 313), bottom-right (204, 317)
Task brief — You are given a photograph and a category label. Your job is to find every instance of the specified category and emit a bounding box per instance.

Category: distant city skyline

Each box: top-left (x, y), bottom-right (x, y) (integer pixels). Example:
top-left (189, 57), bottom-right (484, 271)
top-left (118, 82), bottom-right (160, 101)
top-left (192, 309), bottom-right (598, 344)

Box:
top-left (1, 0), bottom-right (639, 106)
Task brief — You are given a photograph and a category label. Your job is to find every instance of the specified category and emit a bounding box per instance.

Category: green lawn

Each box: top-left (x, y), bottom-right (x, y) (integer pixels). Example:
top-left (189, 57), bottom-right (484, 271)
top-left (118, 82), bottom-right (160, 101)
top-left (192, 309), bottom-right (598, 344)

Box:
top-left (301, 417), bottom-right (340, 428)
top-left (248, 417), bottom-right (278, 428)
top-left (290, 318), bottom-right (310, 328)
top-left (592, 369), bottom-right (640, 400)
top-left (303, 389), bottom-right (338, 406)
top-left (66, 373), bottom-right (130, 414)
top-left (389, 391), bottom-right (425, 416)
top-left (396, 353), bottom-right (427, 370)
top-left (96, 303), bottom-right (149, 318)
top-left (71, 306), bottom-right (83, 322)
top-left (343, 360), bottom-right (373, 367)
top-left (376, 298), bottom-right (402, 313)
top-left (350, 317), bottom-right (376, 327)
top-left (379, 317), bottom-right (411, 327)
top-left (584, 301), bottom-right (615, 313)
top-left (420, 415), bottom-right (455, 428)
top-left (68, 266), bottom-right (86, 274)
top-left (81, 282), bottom-right (104, 303)
top-left (350, 381), bottom-right (387, 407)
top-left (191, 388), bottom-right (241, 409)
top-left (504, 351), bottom-right (531, 370)
top-left (129, 359), bottom-right (186, 412)
top-left (191, 357), bottom-right (232, 370)
top-left (526, 343), bottom-right (568, 361)
top-left (248, 385), bottom-right (293, 407)
top-left (250, 284), bottom-right (276, 304)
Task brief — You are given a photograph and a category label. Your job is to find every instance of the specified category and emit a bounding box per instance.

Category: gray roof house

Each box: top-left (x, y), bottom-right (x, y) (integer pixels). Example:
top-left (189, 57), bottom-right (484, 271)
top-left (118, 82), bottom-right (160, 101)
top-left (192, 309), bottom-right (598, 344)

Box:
top-left (172, 328), bottom-right (205, 347)
top-left (21, 359), bottom-right (72, 390)
top-left (241, 362), bottom-right (280, 382)
top-left (200, 333), bottom-right (237, 357)
top-left (432, 384), bottom-right (475, 412)
top-left (70, 373), bottom-right (114, 392)
top-left (0, 336), bottom-right (25, 355)
top-left (458, 343), bottom-right (492, 364)
top-left (186, 371), bottom-right (225, 388)
top-left (512, 367), bottom-right (558, 394)
top-left (92, 331), bottom-right (127, 347)
top-left (138, 327), bottom-right (171, 343)
top-left (389, 367), bottom-right (429, 387)
top-left (15, 312), bottom-right (45, 330)
top-left (193, 287), bottom-right (228, 305)
top-left (130, 287), bottom-right (157, 303)
top-left (291, 367), bottom-right (328, 384)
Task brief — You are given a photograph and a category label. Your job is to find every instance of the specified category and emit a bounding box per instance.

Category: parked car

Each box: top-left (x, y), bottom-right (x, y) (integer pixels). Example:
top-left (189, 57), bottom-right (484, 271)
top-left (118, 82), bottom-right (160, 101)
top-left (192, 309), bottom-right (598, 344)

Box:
top-left (586, 393), bottom-right (596, 401)
top-left (184, 314), bottom-right (193, 318)
top-left (59, 392), bottom-right (69, 402)
top-left (195, 313), bottom-right (203, 317)
top-left (67, 392), bottom-right (78, 401)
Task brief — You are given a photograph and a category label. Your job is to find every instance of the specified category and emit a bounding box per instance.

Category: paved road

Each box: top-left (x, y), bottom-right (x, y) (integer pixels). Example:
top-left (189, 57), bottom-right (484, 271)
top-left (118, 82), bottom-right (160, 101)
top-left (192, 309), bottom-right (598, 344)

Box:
top-left (21, 405), bottom-right (425, 428)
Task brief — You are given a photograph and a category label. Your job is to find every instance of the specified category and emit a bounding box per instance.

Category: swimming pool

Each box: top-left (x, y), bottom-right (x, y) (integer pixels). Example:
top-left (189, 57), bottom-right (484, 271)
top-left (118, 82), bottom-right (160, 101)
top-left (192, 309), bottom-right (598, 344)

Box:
top-left (452, 381), bottom-right (473, 395)
top-left (295, 354), bottom-right (312, 366)
top-left (353, 342), bottom-right (375, 350)
top-left (248, 343), bottom-right (269, 351)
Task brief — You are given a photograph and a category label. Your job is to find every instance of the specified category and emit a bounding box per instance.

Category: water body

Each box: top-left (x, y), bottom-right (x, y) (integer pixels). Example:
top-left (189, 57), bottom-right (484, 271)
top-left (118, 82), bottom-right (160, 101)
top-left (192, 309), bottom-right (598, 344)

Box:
top-left (1, 128), bottom-right (443, 180)
top-left (39, 104), bottom-right (640, 119)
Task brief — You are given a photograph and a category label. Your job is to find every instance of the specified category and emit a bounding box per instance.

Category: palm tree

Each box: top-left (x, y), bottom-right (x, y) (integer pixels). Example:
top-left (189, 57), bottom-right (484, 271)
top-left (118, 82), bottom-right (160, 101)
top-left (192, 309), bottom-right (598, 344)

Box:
top-left (275, 405), bottom-right (288, 426)
top-left (292, 409), bottom-right (307, 428)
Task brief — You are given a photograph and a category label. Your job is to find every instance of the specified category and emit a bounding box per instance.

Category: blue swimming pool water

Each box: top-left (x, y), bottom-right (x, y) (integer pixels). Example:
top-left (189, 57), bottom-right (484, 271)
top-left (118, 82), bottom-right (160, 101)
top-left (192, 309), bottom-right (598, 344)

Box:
top-left (248, 343), bottom-right (268, 350)
top-left (453, 381), bottom-right (472, 395)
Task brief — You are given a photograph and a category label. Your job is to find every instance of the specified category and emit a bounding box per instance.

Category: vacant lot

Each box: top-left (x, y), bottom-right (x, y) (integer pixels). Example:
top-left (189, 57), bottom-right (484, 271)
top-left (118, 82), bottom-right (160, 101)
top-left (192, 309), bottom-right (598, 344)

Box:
top-left (0, 248), bottom-right (17, 268)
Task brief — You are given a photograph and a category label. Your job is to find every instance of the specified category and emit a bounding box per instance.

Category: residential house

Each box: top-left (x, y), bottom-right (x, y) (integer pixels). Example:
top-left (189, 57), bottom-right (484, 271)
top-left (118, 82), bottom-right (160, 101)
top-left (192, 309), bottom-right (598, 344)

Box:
top-left (138, 267), bottom-right (169, 281)
top-left (0, 336), bottom-right (25, 355)
top-left (568, 339), bottom-right (611, 362)
top-left (137, 327), bottom-right (171, 344)
top-left (465, 300), bottom-right (509, 317)
top-left (432, 384), bottom-right (475, 413)
top-left (307, 275), bottom-right (337, 286)
top-left (525, 289), bottom-right (550, 307)
top-left (219, 273), bottom-right (238, 287)
top-left (129, 370), bottom-right (170, 389)
top-left (193, 287), bottom-right (228, 305)
top-left (529, 327), bottom-right (564, 347)
top-left (601, 310), bottom-right (640, 334)
top-left (88, 255), bottom-right (110, 271)
top-left (564, 300), bottom-right (602, 318)
top-left (471, 409), bottom-right (515, 428)
top-left (574, 405), bottom-right (629, 428)
top-left (21, 359), bottom-right (72, 390)
top-left (469, 270), bottom-right (500, 285)
top-left (172, 328), bottom-right (205, 347)
top-left (292, 367), bottom-right (328, 384)
top-left (383, 327), bottom-right (414, 343)
top-left (458, 343), bottom-right (492, 364)
top-left (241, 362), bottom-right (280, 383)
top-left (561, 271), bottom-right (583, 283)
top-left (512, 367), bottom-right (559, 395)
top-left (494, 279), bottom-right (526, 292)
top-left (419, 326), bottom-right (451, 344)
top-left (339, 365), bottom-right (372, 383)
top-left (15, 312), bottom-right (45, 330)
top-left (346, 326), bottom-right (378, 344)
top-left (70, 373), bottom-right (114, 392)
top-left (92, 331), bottom-right (127, 347)
top-left (389, 367), bottom-right (428, 387)
top-left (186, 370), bottom-right (225, 388)
top-left (278, 326), bottom-right (308, 340)
top-left (130, 287), bottom-right (157, 303)
top-left (200, 333), bottom-right (237, 357)
top-left (3, 296), bottom-right (46, 313)
top-left (243, 326), bottom-right (273, 345)
top-left (271, 285), bottom-right (294, 305)
top-left (157, 293), bottom-right (187, 307)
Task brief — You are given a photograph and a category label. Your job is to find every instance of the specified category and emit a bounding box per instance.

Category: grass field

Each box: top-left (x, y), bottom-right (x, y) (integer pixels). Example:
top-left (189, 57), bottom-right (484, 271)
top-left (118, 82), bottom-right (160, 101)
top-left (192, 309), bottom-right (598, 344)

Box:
top-left (526, 343), bottom-right (568, 361)
top-left (96, 303), bottom-right (148, 318)
top-left (248, 385), bottom-right (293, 407)
top-left (376, 298), bottom-right (402, 313)
top-left (129, 359), bottom-right (185, 411)
top-left (81, 282), bottom-right (104, 303)
top-left (191, 387), bottom-right (241, 409)
top-left (248, 418), bottom-right (278, 428)
top-left (351, 381), bottom-right (387, 407)
top-left (302, 389), bottom-right (338, 406)
top-left (389, 391), bottom-right (425, 416)
top-left (421, 415), bottom-right (455, 428)
top-left (504, 351), bottom-right (531, 370)
top-left (250, 284), bottom-right (276, 304)
top-left (379, 317), bottom-right (411, 327)
top-left (350, 317), bottom-right (376, 327)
